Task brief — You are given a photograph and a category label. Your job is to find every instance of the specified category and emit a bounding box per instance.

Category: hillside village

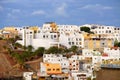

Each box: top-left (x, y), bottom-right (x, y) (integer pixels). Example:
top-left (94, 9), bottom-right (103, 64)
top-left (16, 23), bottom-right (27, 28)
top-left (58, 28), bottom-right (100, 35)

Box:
top-left (0, 22), bottom-right (120, 80)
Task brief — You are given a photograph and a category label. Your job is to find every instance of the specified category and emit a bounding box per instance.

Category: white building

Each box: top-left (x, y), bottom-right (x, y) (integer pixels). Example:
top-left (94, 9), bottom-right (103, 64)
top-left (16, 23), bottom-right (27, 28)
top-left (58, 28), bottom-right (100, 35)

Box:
top-left (71, 72), bottom-right (87, 80)
top-left (23, 72), bottom-right (34, 80)
top-left (82, 49), bottom-right (102, 64)
top-left (58, 25), bottom-right (80, 34)
top-left (59, 32), bottom-right (84, 48)
top-left (17, 28), bottom-right (34, 47)
top-left (80, 24), bottom-right (120, 42)
top-left (104, 47), bottom-right (120, 59)
top-left (33, 31), bottom-right (59, 49)
top-left (113, 33), bottom-right (120, 42)
top-left (16, 23), bottom-right (120, 50)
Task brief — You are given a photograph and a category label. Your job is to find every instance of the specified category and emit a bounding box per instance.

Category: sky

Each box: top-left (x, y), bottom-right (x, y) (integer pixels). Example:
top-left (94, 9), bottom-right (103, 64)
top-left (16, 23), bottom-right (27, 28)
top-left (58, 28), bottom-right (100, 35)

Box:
top-left (0, 0), bottom-right (120, 28)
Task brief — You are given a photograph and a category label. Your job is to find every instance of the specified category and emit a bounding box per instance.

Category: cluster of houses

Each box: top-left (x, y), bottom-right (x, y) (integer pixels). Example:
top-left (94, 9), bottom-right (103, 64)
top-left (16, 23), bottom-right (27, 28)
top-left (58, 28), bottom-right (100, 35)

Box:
top-left (0, 22), bottom-right (120, 50)
top-left (0, 22), bottom-right (120, 80)
top-left (23, 47), bottom-right (120, 80)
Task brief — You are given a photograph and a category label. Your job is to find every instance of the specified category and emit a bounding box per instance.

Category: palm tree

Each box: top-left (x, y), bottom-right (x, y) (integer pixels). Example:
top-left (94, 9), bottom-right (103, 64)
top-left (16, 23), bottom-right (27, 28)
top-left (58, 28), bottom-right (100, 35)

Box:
top-left (24, 45), bottom-right (34, 61)
top-left (14, 42), bottom-right (22, 49)
top-left (27, 45), bottom-right (34, 52)
top-left (34, 47), bottom-right (45, 57)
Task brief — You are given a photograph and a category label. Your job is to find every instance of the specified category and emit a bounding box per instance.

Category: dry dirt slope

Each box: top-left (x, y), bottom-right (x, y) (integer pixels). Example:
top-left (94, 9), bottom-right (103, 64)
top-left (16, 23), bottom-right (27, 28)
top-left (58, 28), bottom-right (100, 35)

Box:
top-left (0, 40), bottom-right (9, 52)
top-left (96, 68), bottom-right (120, 80)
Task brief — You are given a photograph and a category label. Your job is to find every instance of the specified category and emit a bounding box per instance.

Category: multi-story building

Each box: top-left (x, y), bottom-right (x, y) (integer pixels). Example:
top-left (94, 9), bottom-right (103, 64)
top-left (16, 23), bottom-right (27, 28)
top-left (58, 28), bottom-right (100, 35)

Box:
top-left (33, 31), bottom-right (59, 49)
top-left (1, 26), bottom-right (18, 39)
top-left (59, 32), bottom-right (84, 48)
top-left (81, 24), bottom-right (120, 42)
top-left (17, 28), bottom-right (34, 47)
top-left (58, 25), bottom-right (79, 34)
top-left (16, 23), bottom-right (84, 49)
top-left (104, 47), bottom-right (120, 59)
top-left (113, 33), bottom-right (120, 42)
top-left (17, 26), bottom-right (59, 49)
top-left (16, 23), bottom-right (119, 50)
top-left (43, 54), bottom-right (69, 73)
top-left (42, 22), bottom-right (58, 32)
top-left (84, 33), bottom-right (114, 50)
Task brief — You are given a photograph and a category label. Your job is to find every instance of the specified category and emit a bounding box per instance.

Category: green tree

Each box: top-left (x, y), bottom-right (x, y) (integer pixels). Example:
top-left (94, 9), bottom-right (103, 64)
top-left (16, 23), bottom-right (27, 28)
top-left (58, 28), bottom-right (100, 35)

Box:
top-left (118, 42), bottom-right (120, 47)
top-left (34, 47), bottom-right (45, 56)
top-left (69, 46), bottom-right (78, 53)
top-left (27, 45), bottom-right (34, 52)
top-left (7, 48), bottom-right (13, 55)
top-left (8, 38), bottom-right (15, 44)
top-left (12, 52), bottom-right (24, 64)
top-left (58, 48), bottom-right (65, 54)
top-left (114, 39), bottom-right (119, 47)
top-left (46, 46), bottom-right (59, 54)
top-left (22, 46), bottom-right (27, 50)
top-left (80, 26), bottom-right (90, 33)
top-left (64, 48), bottom-right (70, 53)
top-left (14, 42), bottom-right (22, 49)
top-left (22, 45), bottom-right (34, 61)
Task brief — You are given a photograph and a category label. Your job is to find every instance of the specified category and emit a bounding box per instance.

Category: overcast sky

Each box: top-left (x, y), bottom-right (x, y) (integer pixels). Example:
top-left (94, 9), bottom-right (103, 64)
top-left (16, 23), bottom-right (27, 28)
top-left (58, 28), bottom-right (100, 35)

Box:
top-left (0, 0), bottom-right (120, 28)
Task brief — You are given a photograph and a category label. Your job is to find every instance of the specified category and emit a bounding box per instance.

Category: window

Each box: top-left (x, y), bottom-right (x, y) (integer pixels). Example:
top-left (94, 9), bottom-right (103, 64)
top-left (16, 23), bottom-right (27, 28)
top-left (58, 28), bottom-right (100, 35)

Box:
top-left (46, 35), bottom-right (48, 38)
top-left (54, 35), bottom-right (56, 38)
top-left (51, 35), bottom-right (53, 39)
top-left (43, 35), bottom-right (45, 38)
top-left (38, 31), bottom-right (40, 33)
top-left (69, 42), bottom-right (71, 45)
top-left (76, 42), bottom-right (78, 45)
top-left (79, 42), bottom-right (81, 45)
top-left (79, 38), bottom-right (81, 41)
top-left (102, 43), bottom-right (105, 45)
top-left (47, 69), bottom-right (51, 71)
top-left (109, 30), bottom-right (111, 33)
top-left (56, 68), bottom-right (60, 71)
top-left (76, 38), bottom-right (78, 41)
top-left (72, 42), bottom-right (74, 45)
top-left (68, 38), bottom-right (70, 41)
top-left (73, 68), bottom-right (75, 70)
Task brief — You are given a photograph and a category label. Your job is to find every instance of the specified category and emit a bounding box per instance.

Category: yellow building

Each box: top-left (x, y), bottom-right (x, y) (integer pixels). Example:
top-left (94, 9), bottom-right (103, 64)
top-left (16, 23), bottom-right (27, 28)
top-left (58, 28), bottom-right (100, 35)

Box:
top-left (28, 26), bottom-right (39, 33)
top-left (83, 33), bottom-right (114, 50)
top-left (50, 22), bottom-right (58, 32)
top-left (2, 27), bottom-right (18, 39)
top-left (41, 62), bottom-right (62, 75)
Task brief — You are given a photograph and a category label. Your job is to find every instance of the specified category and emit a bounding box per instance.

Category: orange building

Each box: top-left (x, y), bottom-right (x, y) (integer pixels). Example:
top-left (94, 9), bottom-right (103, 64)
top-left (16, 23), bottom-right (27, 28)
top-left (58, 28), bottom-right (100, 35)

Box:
top-left (40, 62), bottom-right (62, 76)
